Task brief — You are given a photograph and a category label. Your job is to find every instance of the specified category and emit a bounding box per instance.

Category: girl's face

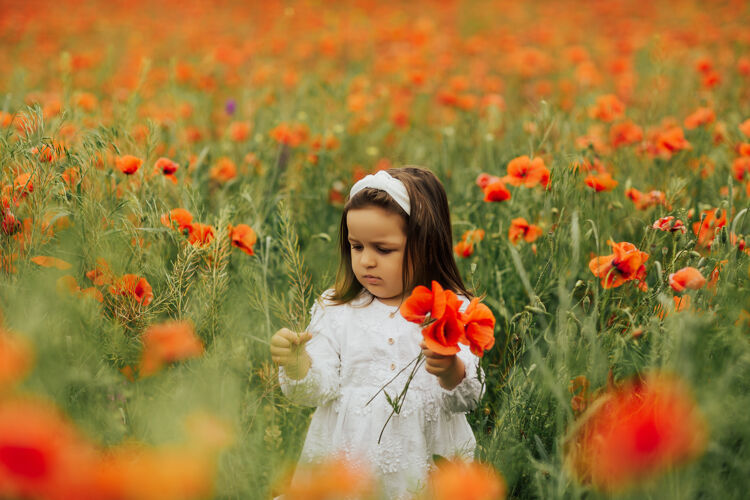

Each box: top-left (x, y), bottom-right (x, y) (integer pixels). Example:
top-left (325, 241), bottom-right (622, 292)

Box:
top-left (346, 206), bottom-right (408, 306)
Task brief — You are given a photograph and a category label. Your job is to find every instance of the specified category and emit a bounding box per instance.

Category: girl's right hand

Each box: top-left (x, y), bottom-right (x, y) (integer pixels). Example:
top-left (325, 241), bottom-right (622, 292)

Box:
top-left (270, 328), bottom-right (313, 379)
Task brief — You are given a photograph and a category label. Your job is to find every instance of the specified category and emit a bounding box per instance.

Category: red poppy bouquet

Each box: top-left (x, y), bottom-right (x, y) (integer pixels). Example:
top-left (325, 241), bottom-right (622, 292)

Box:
top-left (368, 281), bottom-right (496, 442)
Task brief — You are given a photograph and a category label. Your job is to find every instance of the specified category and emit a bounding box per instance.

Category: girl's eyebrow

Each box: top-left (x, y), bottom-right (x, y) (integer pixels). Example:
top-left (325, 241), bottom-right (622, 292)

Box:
top-left (348, 236), bottom-right (398, 245)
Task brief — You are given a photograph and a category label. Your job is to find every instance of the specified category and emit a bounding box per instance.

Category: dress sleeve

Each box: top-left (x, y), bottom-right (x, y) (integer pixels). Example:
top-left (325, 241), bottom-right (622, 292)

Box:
top-left (438, 343), bottom-right (484, 413)
top-left (278, 295), bottom-right (341, 407)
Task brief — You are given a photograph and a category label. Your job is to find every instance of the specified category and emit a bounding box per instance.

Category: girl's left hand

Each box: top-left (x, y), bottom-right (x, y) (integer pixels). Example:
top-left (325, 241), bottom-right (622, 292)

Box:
top-left (420, 341), bottom-right (465, 390)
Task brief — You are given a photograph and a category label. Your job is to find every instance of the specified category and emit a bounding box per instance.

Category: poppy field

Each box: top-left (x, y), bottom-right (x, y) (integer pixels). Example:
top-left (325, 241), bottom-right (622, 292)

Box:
top-left (2, 0), bottom-right (750, 498)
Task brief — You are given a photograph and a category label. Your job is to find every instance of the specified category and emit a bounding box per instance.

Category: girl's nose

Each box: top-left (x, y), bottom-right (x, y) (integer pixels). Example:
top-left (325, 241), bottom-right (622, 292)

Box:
top-left (360, 248), bottom-right (376, 267)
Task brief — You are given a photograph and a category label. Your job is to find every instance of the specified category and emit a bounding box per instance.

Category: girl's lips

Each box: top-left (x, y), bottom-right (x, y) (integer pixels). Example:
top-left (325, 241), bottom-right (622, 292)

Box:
top-left (363, 275), bottom-right (381, 284)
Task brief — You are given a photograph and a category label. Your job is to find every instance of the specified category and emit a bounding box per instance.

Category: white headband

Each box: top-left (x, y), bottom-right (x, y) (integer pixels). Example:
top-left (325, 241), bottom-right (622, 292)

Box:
top-left (349, 170), bottom-right (411, 215)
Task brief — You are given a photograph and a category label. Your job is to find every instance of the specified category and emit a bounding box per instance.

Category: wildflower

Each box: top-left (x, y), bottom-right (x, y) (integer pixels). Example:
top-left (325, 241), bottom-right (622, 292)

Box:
top-left (400, 281), bottom-right (465, 355)
top-left (423, 460), bottom-right (506, 500)
top-left (454, 240), bottom-right (474, 258)
top-left (282, 456), bottom-right (375, 500)
top-left (652, 216), bottom-right (686, 233)
top-left (139, 320), bottom-right (204, 377)
top-left (93, 443), bottom-right (215, 499)
top-left (188, 223), bottom-right (215, 246)
top-left (1, 212), bottom-right (21, 236)
top-left (0, 397), bottom-right (96, 499)
top-left (625, 188), bottom-right (666, 210)
top-left (584, 172), bottom-right (618, 192)
top-left (115, 155), bottom-right (142, 175)
top-left (209, 157), bottom-right (237, 183)
top-left (0, 329), bottom-right (33, 389)
top-left (483, 180), bottom-right (511, 202)
top-left (669, 267), bottom-right (706, 292)
top-left (508, 218), bottom-right (543, 244)
top-left (30, 256), bottom-right (72, 270)
top-left (505, 155), bottom-right (550, 188)
top-left (109, 274), bottom-right (153, 306)
top-left (567, 374), bottom-right (706, 492)
top-left (475, 173), bottom-right (501, 189)
top-left (692, 209), bottom-right (726, 248)
top-left (161, 208), bottom-right (193, 232)
top-left (459, 298), bottom-right (496, 357)
top-left (228, 121), bottom-right (251, 142)
top-left (455, 229), bottom-right (484, 257)
top-left (74, 92), bottom-right (97, 112)
top-left (684, 107), bottom-right (715, 129)
top-left (86, 258), bottom-right (113, 286)
top-left (609, 120), bottom-right (643, 148)
top-left (13, 173), bottom-right (33, 197)
top-left (269, 123), bottom-right (309, 147)
top-left (740, 118), bottom-right (750, 138)
top-left (731, 157), bottom-right (750, 182)
top-left (589, 94), bottom-right (625, 122)
top-left (228, 224), bottom-right (257, 255)
top-left (588, 240), bottom-right (648, 289)
top-left (154, 157), bottom-right (179, 183)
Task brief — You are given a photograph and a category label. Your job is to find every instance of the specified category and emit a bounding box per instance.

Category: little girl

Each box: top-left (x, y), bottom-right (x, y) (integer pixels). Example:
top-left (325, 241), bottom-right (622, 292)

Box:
top-left (270, 166), bottom-right (483, 498)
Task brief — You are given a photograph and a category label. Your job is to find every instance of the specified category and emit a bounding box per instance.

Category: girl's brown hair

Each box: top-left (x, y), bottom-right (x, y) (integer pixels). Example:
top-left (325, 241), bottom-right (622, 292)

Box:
top-left (330, 166), bottom-right (472, 305)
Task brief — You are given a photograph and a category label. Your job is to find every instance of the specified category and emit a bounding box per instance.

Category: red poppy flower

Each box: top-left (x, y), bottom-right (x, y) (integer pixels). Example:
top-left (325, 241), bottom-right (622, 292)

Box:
top-left (483, 180), bottom-right (511, 202)
top-left (229, 224), bottom-right (257, 255)
top-left (115, 155), bottom-right (142, 175)
top-left (454, 240), bottom-right (474, 258)
top-left (425, 460), bottom-right (506, 500)
top-left (109, 274), bottom-right (153, 306)
top-left (584, 172), bottom-right (618, 192)
top-left (188, 223), bottom-right (215, 246)
top-left (400, 281), bottom-right (465, 355)
top-left (508, 218), bottom-right (543, 244)
top-left (505, 155), bottom-right (550, 188)
top-left (609, 120), bottom-right (643, 148)
top-left (589, 94), bottom-right (625, 122)
top-left (652, 216), bottom-right (686, 233)
top-left (588, 240), bottom-right (648, 289)
top-left (567, 374), bottom-right (706, 492)
top-left (684, 107), bottom-right (715, 129)
top-left (0, 397), bottom-right (96, 499)
top-left (692, 209), bottom-right (726, 248)
top-left (740, 118), bottom-right (750, 138)
top-left (459, 298), bottom-right (496, 356)
top-left (669, 267), bottom-right (706, 292)
top-left (138, 320), bottom-right (204, 377)
top-left (161, 208), bottom-right (193, 232)
top-left (209, 157), bottom-right (237, 183)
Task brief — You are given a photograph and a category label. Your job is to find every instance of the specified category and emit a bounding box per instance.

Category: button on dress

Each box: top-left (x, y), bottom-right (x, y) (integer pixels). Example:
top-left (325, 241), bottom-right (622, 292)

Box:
top-left (279, 289), bottom-right (483, 499)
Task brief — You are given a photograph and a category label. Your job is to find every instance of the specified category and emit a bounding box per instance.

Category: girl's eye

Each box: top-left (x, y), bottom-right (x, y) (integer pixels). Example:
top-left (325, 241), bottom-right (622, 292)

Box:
top-left (350, 244), bottom-right (363, 251)
top-left (377, 248), bottom-right (393, 254)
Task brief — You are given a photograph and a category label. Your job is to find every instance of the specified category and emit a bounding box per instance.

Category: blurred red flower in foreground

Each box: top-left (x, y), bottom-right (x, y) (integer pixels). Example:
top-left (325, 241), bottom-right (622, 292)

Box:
top-left (589, 240), bottom-right (648, 289)
top-left (567, 374), bottom-right (706, 492)
top-left (0, 397), bottom-right (96, 499)
top-left (139, 320), bottom-right (204, 377)
top-left (423, 460), bottom-right (506, 500)
top-left (281, 456), bottom-right (375, 500)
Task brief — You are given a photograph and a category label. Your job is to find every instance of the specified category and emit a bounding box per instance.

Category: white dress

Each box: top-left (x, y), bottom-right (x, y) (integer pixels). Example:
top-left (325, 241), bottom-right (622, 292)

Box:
top-left (279, 289), bottom-right (483, 499)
